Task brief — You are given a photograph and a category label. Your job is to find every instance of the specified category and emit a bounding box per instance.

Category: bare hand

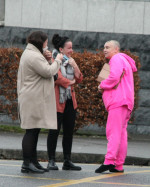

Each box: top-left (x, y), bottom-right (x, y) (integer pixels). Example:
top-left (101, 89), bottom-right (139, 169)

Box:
top-left (43, 50), bottom-right (52, 61)
top-left (56, 53), bottom-right (63, 61)
top-left (98, 85), bottom-right (104, 93)
top-left (69, 79), bottom-right (76, 85)
top-left (69, 58), bottom-right (77, 68)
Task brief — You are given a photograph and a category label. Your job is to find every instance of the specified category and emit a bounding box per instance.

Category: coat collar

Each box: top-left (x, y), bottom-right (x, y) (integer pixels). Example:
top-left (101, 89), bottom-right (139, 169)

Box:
top-left (26, 43), bottom-right (41, 54)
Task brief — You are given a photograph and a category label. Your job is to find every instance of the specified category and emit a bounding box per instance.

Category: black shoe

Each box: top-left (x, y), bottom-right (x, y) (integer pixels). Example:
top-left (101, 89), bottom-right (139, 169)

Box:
top-left (47, 159), bottom-right (59, 170)
top-left (21, 162), bottom-right (45, 174)
top-left (95, 164), bottom-right (115, 173)
top-left (109, 168), bottom-right (124, 173)
top-left (62, 160), bottom-right (82, 171)
top-left (33, 161), bottom-right (49, 172)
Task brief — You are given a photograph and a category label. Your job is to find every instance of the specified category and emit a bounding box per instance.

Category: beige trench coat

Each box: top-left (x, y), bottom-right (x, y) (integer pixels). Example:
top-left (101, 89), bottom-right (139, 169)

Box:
top-left (17, 43), bottom-right (61, 129)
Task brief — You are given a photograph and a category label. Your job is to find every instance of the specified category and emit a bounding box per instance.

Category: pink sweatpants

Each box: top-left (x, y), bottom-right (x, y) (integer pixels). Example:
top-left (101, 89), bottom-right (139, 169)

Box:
top-left (104, 106), bottom-right (131, 170)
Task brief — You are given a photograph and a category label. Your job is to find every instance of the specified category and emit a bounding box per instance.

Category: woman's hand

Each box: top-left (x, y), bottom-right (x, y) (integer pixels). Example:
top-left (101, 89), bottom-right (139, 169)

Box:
top-left (56, 53), bottom-right (63, 61)
top-left (43, 50), bottom-right (52, 61)
top-left (69, 79), bottom-right (76, 85)
top-left (69, 57), bottom-right (81, 79)
top-left (68, 58), bottom-right (77, 68)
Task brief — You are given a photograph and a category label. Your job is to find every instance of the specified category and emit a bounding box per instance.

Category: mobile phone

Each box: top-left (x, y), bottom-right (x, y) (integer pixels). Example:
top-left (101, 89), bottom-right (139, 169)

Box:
top-left (63, 55), bottom-right (69, 60)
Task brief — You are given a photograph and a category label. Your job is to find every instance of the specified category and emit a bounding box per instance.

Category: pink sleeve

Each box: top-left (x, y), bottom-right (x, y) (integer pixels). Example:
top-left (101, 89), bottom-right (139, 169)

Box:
top-left (100, 55), bottom-right (124, 90)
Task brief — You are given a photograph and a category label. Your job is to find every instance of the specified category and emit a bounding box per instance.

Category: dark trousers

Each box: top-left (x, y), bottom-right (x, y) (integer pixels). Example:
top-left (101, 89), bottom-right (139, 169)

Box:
top-left (47, 99), bottom-right (76, 160)
top-left (22, 128), bottom-right (41, 163)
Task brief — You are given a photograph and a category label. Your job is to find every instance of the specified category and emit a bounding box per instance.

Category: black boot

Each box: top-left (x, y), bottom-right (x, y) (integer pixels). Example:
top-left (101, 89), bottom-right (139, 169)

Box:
top-left (33, 161), bottom-right (49, 172)
top-left (21, 161), bottom-right (44, 174)
top-left (62, 156), bottom-right (81, 171)
top-left (109, 168), bottom-right (124, 173)
top-left (47, 159), bottom-right (59, 170)
top-left (62, 160), bottom-right (82, 171)
top-left (95, 164), bottom-right (115, 173)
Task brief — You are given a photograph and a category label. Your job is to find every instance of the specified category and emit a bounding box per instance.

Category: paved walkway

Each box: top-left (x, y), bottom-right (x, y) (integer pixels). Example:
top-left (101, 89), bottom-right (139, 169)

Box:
top-left (0, 160), bottom-right (150, 187)
top-left (0, 132), bottom-right (150, 165)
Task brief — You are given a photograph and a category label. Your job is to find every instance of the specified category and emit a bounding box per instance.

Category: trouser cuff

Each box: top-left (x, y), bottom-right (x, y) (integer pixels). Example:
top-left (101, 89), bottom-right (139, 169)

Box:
top-left (104, 158), bottom-right (115, 165)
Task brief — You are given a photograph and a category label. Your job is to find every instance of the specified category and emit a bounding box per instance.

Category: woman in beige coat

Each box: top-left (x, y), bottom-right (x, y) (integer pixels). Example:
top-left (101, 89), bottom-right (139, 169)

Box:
top-left (17, 31), bottom-right (63, 174)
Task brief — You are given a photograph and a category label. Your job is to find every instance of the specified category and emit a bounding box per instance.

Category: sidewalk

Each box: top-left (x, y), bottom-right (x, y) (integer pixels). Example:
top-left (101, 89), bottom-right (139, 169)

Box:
top-left (0, 132), bottom-right (150, 166)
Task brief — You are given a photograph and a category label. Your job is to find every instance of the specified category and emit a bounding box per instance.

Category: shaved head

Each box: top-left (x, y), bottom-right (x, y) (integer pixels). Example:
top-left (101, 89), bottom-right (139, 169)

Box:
top-left (105, 40), bottom-right (120, 50)
top-left (104, 40), bottom-right (120, 59)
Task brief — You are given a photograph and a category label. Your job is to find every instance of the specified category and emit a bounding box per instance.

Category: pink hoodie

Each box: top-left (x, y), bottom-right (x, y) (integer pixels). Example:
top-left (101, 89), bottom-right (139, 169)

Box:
top-left (100, 53), bottom-right (137, 111)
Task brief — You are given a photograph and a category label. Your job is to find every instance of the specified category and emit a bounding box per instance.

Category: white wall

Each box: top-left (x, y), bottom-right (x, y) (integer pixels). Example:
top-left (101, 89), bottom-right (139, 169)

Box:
top-left (0, 0), bottom-right (5, 22)
top-left (4, 0), bottom-right (150, 35)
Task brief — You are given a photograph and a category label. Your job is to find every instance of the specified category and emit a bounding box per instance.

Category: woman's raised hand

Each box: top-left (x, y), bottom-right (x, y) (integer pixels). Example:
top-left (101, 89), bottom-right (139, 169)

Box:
top-left (43, 50), bottom-right (52, 62)
top-left (56, 53), bottom-right (63, 61)
top-left (68, 58), bottom-right (77, 68)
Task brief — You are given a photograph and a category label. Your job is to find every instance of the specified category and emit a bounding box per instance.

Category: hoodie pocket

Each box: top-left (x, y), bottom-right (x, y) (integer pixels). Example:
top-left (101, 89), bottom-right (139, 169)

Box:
top-left (102, 90), bottom-right (112, 108)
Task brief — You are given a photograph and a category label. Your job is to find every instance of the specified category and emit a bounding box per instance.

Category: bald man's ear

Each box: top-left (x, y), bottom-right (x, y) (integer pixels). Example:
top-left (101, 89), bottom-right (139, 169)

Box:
top-left (115, 46), bottom-right (119, 52)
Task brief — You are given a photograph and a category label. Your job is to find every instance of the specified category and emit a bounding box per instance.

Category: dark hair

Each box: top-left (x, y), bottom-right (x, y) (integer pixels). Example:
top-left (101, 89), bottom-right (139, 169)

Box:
top-left (27, 31), bottom-right (48, 53)
top-left (52, 34), bottom-right (71, 52)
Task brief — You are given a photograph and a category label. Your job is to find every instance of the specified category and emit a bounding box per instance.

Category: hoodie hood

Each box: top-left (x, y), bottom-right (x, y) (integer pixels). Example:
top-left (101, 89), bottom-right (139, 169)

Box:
top-left (119, 53), bottom-right (137, 72)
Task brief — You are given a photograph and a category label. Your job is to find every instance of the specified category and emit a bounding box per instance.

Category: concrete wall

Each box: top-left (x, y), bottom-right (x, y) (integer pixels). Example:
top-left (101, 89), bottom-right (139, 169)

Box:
top-left (0, 0), bottom-right (5, 24)
top-left (4, 0), bottom-right (150, 35)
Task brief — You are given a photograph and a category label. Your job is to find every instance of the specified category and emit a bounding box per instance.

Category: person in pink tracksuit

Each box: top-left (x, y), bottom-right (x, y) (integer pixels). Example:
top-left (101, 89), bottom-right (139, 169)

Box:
top-left (95, 40), bottom-right (137, 173)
